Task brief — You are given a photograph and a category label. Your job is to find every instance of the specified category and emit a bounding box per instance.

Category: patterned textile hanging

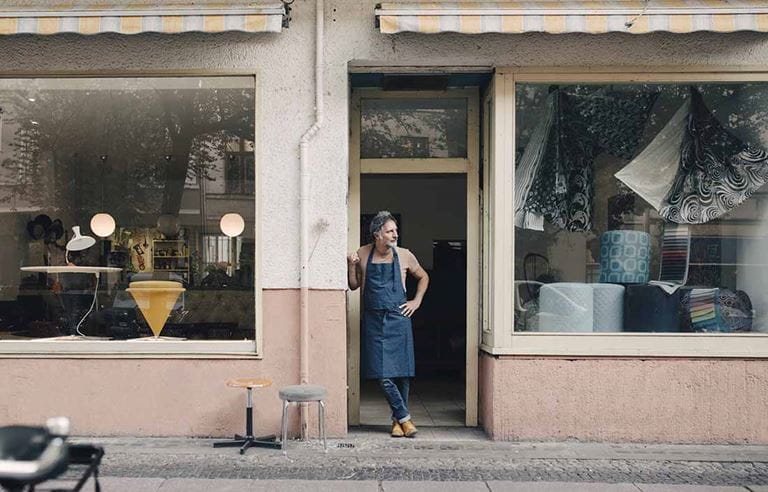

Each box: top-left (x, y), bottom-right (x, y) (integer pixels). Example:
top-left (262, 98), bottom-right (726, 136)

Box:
top-left (518, 88), bottom-right (657, 232)
top-left (514, 92), bottom-right (556, 231)
top-left (618, 87), bottom-right (768, 224)
top-left (660, 88), bottom-right (768, 224)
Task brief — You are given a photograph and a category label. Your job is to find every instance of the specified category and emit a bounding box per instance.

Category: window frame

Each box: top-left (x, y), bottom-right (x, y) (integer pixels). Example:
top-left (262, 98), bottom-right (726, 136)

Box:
top-left (483, 66), bottom-right (768, 358)
top-left (0, 70), bottom-right (262, 358)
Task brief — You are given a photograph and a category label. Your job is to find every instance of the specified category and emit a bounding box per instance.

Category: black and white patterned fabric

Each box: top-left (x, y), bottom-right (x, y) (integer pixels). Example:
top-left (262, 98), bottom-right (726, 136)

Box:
top-left (659, 88), bottom-right (768, 224)
top-left (519, 89), bottom-right (657, 232)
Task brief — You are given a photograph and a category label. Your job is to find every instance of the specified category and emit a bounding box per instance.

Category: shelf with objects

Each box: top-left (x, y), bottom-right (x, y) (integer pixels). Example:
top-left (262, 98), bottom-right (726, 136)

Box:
top-left (151, 239), bottom-right (190, 283)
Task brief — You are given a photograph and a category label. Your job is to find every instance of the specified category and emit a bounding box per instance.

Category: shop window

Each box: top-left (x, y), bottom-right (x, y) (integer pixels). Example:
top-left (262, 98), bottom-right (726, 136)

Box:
top-left (0, 76), bottom-right (257, 345)
top-left (514, 82), bottom-right (768, 336)
top-left (360, 98), bottom-right (468, 159)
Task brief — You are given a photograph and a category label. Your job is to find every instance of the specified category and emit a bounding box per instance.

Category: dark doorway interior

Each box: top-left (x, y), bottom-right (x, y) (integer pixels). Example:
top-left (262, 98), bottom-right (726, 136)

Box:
top-left (360, 174), bottom-right (467, 426)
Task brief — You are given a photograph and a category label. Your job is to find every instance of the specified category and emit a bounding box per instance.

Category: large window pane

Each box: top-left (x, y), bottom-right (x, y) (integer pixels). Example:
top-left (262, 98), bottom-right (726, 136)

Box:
top-left (0, 76), bottom-right (256, 342)
top-left (361, 98), bottom-right (468, 158)
top-left (514, 82), bottom-right (768, 335)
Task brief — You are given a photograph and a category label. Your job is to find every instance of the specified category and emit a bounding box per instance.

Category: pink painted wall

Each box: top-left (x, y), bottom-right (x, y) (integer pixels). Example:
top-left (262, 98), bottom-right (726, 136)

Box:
top-left (480, 353), bottom-right (768, 444)
top-left (0, 289), bottom-right (347, 438)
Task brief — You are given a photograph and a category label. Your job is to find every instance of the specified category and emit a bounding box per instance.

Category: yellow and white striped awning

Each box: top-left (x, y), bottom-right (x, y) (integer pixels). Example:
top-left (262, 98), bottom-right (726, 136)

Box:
top-left (0, 3), bottom-right (288, 35)
top-left (375, 1), bottom-right (768, 34)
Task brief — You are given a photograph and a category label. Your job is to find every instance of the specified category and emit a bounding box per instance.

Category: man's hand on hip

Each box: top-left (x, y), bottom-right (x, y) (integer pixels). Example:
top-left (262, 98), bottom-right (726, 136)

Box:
top-left (399, 300), bottom-right (421, 317)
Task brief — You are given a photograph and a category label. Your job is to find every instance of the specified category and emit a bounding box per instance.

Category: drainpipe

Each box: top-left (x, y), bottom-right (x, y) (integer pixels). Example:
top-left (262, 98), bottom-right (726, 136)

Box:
top-left (299, 0), bottom-right (324, 438)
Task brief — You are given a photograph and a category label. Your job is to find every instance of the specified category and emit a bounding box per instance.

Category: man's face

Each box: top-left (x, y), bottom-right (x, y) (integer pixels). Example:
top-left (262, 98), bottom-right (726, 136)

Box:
top-left (375, 220), bottom-right (398, 249)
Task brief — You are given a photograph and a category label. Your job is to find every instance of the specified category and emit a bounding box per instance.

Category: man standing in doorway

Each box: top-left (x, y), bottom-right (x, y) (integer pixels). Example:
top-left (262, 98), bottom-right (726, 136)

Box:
top-left (348, 211), bottom-right (429, 438)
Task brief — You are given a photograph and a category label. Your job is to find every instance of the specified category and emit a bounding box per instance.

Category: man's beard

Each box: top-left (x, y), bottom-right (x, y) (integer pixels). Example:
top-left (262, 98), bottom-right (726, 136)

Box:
top-left (387, 241), bottom-right (397, 248)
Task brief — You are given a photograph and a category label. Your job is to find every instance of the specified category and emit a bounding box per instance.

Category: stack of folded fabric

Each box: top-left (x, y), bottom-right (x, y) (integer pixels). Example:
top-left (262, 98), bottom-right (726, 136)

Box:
top-left (685, 288), bottom-right (719, 332)
top-left (680, 288), bottom-right (753, 333)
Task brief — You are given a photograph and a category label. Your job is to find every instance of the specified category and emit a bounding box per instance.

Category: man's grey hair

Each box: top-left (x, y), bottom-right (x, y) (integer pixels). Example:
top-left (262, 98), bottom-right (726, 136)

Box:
top-left (369, 210), bottom-right (396, 242)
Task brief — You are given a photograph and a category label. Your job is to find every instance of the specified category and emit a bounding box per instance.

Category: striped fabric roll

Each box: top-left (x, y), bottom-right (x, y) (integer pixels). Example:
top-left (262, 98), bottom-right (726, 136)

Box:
top-left (514, 91), bottom-right (556, 231)
top-left (658, 223), bottom-right (690, 285)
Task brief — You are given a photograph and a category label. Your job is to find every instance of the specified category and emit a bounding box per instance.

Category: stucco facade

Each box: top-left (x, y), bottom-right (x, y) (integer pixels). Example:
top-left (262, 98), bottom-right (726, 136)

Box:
top-left (0, 0), bottom-right (767, 442)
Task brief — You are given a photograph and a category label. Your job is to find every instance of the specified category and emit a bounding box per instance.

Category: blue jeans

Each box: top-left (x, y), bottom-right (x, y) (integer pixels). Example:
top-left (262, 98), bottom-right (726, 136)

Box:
top-left (378, 378), bottom-right (411, 423)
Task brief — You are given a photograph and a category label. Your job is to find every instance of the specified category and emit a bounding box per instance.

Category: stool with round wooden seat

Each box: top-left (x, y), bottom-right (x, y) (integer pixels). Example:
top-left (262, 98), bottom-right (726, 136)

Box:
top-left (213, 378), bottom-right (281, 454)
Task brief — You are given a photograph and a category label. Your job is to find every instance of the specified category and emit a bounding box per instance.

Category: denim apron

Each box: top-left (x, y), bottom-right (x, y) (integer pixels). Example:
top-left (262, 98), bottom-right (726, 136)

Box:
top-left (361, 248), bottom-right (415, 380)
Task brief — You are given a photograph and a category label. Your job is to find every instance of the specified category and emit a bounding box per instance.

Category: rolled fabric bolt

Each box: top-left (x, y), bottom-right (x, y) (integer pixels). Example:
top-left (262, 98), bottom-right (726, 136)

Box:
top-left (591, 283), bottom-right (625, 332)
top-left (538, 282), bottom-right (593, 332)
top-left (599, 230), bottom-right (651, 284)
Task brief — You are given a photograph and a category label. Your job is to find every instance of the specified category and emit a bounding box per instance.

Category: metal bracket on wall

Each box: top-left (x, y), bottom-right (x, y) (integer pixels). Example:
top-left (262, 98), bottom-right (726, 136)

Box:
top-left (282, 0), bottom-right (294, 28)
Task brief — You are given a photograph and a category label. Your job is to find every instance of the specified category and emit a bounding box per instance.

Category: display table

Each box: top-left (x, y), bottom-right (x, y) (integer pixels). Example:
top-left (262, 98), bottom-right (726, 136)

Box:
top-left (21, 266), bottom-right (122, 275)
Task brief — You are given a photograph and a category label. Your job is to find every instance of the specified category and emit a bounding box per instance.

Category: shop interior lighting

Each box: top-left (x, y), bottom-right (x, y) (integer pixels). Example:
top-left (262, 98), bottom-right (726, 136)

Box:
top-left (220, 213), bottom-right (245, 237)
top-left (65, 225), bottom-right (99, 336)
top-left (90, 213), bottom-right (116, 237)
top-left (90, 154), bottom-right (116, 237)
top-left (65, 226), bottom-right (96, 262)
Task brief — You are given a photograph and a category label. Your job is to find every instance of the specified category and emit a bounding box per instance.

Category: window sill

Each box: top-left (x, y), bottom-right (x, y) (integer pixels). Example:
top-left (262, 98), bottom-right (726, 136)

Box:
top-left (0, 339), bottom-right (259, 358)
top-left (481, 332), bottom-right (768, 358)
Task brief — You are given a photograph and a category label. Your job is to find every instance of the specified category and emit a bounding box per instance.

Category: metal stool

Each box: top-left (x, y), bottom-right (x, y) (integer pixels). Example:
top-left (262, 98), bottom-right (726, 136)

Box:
top-left (278, 384), bottom-right (328, 452)
top-left (213, 378), bottom-right (280, 454)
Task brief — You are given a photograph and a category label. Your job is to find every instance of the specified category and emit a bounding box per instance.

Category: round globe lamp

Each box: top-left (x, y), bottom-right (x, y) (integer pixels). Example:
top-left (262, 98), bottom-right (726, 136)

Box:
top-left (220, 213), bottom-right (245, 237)
top-left (90, 213), bottom-right (116, 238)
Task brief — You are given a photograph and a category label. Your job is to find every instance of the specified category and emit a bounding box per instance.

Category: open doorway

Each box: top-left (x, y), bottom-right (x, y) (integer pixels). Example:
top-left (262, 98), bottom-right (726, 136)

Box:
top-left (347, 85), bottom-right (481, 428)
top-left (359, 174), bottom-right (467, 426)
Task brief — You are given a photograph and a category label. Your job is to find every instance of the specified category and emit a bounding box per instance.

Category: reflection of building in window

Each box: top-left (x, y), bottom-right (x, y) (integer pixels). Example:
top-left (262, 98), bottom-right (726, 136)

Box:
top-left (360, 98), bottom-right (468, 159)
top-left (203, 234), bottom-right (242, 275)
top-left (225, 137), bottom-right (254, 194)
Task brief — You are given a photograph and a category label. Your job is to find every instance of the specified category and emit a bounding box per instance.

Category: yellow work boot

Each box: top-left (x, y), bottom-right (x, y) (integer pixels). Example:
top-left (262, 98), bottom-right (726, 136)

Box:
top-left (401, 420), bottom-right (418, 438)
top-left (391, 421), bottom-right (404, 438)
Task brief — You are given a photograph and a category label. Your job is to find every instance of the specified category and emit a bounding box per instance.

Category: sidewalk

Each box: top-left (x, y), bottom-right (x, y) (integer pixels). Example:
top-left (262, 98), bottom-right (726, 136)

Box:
top-left (43, 427), bottom-right (768, 491)
top-left (39, 478), bottom-right (768, 491)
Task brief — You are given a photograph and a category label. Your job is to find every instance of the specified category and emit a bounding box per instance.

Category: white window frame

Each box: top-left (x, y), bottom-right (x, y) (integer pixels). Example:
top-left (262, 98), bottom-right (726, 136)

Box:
top-left (482, 66), bottom-right (768, 358)
top-left (0, 71), bottom-right (262, 358)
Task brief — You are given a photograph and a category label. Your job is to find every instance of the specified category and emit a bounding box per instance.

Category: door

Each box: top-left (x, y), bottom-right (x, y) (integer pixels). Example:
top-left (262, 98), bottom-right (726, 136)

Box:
top-left (347, 87), bottom-right (480, 426)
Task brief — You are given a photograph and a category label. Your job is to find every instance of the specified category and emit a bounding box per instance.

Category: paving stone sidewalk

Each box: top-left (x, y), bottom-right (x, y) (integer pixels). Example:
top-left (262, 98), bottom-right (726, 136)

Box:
top-left (34, 478), bottom-right (768, 491)
top-left (48, 428), bottom-right (768, 489)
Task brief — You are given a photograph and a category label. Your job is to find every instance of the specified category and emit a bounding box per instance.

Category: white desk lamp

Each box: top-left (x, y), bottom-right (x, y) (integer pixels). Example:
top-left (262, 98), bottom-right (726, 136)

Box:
top-left (64, 226), bottom-right (98, 336)
top-left (65, 226), bottom-right (96, 264)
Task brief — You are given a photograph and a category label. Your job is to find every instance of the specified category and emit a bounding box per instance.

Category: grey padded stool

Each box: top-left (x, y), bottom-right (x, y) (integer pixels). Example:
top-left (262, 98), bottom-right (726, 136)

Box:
top-left (279, 384), bottom-right (328, 451)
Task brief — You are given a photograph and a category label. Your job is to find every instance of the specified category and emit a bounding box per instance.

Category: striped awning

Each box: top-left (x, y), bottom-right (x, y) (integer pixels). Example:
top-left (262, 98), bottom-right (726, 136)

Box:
top-left (375, 1), bottom-right (768, 35)
top-left (0, 3), bottom-right (289, 35)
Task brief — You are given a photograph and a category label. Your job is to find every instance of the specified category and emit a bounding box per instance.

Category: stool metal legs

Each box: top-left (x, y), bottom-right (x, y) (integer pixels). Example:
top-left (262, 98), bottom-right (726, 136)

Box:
top-left (280, 400), bottom-right (289, 451)
top-left (319, 400), bottom-right (326, 451)
top-left (213, 387), bottom-right (281, 454)
top-left (280, 399), bottom-right (327, 452)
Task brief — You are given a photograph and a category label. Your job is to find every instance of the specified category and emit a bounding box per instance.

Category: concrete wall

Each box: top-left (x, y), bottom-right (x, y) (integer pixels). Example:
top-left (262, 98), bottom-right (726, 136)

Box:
top-left (480, 353), bottom-right (768, 443)
top-left (0, 290), bottom-right (347, 437)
